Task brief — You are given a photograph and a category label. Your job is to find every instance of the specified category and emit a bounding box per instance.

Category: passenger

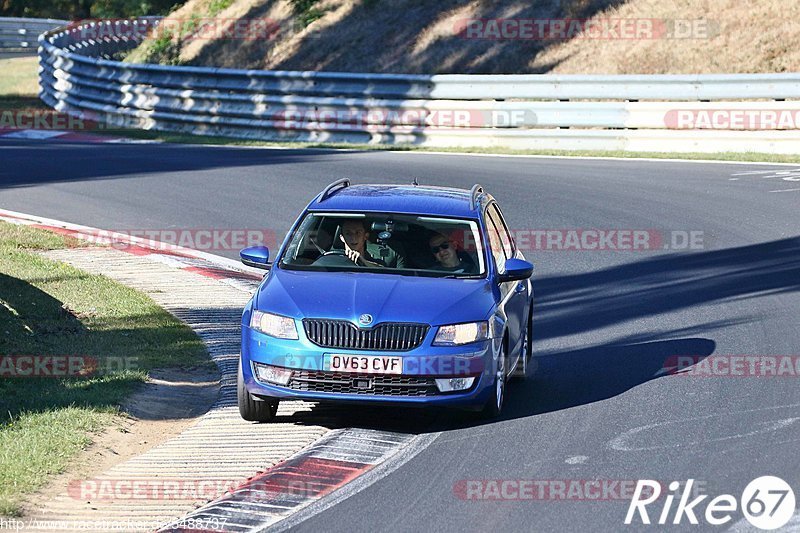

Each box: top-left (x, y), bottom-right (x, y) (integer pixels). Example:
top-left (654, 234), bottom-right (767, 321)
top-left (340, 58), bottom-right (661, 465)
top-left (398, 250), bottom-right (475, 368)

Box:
top-left (428, 232), bottom-right (476, 274)
top-left (340, 219), bottom-right (405, 268)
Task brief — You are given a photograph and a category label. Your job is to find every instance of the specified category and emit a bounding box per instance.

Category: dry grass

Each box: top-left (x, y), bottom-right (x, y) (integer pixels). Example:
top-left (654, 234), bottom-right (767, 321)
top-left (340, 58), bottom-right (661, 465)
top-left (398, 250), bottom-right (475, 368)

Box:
top-left (123, 0), bottom-right (800, 73)
top-left (0, 56), bottom-right (40, 95)
top-left (533, 0), bottom-right (800, 74)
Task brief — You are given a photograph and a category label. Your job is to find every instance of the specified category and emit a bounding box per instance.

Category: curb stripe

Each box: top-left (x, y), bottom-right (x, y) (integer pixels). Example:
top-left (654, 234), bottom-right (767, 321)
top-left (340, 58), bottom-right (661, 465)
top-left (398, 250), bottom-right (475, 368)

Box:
top-left (0, 209), bottom-right (436, 531)
top-left (26, 246), bottom-right (330, 531)
top-left (159, 429), bottom-right (415, 533)
top-left (0, 211), bottom-right (263, 286)
top-left (0, 128), bottom-right (148, 143)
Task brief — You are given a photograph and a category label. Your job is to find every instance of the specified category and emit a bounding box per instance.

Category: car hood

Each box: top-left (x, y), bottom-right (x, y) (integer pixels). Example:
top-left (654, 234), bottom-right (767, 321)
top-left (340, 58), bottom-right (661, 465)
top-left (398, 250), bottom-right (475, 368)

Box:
top-left (255, 268), bottom-right (494, 326)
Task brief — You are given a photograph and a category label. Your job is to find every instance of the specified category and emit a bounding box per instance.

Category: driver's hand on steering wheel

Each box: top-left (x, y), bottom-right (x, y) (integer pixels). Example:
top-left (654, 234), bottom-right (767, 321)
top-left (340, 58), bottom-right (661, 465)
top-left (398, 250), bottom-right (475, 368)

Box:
top-left (340, 235), bottom-right (381, 267)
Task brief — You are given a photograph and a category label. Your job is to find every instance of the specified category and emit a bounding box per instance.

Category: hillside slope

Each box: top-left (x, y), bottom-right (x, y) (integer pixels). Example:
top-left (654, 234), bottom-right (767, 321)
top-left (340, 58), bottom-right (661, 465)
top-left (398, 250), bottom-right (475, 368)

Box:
top-left (126, 0), bottom-right (799, 74)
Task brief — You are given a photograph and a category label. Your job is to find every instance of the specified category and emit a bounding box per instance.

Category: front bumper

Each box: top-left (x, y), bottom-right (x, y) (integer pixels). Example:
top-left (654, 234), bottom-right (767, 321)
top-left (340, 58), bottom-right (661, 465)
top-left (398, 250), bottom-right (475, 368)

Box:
top-left (241, 325), bottom-right (498, 408)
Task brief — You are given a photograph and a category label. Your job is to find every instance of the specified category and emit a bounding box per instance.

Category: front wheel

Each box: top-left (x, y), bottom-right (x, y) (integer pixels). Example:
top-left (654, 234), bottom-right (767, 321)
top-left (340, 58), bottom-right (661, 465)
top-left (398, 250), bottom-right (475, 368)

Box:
top-left (513, 304), bottom-right (533, 381)
top-left (238, 361), bottom-right (279, 422)
top-left (480, 343), bottom-right (506, 419)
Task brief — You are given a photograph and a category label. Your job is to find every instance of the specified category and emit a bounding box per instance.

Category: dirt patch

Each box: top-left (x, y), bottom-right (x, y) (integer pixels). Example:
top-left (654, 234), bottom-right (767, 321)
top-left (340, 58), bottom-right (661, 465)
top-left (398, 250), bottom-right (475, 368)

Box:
top-left (125, 0), bottom-right (800, 74)
top-left (21, 368), bottom-right (219, 516)
top-left (122, 368), bottom-right (220, 420)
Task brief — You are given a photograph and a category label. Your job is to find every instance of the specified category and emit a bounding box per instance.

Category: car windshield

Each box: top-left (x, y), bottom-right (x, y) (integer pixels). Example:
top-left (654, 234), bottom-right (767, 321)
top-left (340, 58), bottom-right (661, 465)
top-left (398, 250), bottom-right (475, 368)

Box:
top-left (278, 212), bottom-right (486, 278)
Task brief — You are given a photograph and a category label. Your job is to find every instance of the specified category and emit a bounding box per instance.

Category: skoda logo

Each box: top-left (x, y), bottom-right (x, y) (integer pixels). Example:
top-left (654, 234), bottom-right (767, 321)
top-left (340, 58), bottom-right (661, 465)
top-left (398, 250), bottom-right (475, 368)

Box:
top-left (358, 314), bottom-right (373, 326)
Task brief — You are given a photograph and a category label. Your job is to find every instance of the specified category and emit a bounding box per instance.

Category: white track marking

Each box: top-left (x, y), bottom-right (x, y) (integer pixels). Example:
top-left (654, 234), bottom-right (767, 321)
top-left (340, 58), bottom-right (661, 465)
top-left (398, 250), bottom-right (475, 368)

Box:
top-left (0, 208), bottom-right (262, 275)
top-left (2, 129), bottom-right (66, 140)
top-left (264, 432), bottom-right (441, 533)
top-left (609, 403), bottom-right (800, 452)
top-left (730, 169), bottom-right (800, 176)
top-left (565, 456), bottom-right (589, 465)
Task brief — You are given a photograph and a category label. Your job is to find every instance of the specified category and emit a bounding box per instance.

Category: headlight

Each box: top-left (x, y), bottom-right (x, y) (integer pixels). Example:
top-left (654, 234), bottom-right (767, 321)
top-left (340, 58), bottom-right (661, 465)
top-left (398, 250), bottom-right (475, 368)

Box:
top-left (433, 321), bottom-right (489, 346)
top-left (250, 310), bottom-right (298, 339)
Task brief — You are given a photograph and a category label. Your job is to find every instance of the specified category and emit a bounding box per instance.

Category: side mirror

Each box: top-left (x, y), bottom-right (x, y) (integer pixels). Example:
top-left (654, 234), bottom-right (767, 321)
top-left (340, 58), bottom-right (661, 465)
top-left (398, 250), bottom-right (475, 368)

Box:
top-left (499, 258), bottom-right (533, 283)
top-left (240, 246), bottom-right (270, 270)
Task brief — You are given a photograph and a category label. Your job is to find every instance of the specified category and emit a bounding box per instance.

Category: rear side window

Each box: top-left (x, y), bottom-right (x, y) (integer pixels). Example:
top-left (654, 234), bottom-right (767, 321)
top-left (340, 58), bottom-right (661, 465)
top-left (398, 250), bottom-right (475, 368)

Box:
top-left (488, 204), bottom-right (514, 258)
top-left (485, 215), bottom-right (506, 273)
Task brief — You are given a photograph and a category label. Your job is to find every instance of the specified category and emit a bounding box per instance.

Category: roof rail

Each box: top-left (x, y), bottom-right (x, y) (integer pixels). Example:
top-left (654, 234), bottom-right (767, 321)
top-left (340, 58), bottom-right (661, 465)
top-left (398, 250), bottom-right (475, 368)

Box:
top-left (318, 178), bottom-right (350, 202)
top-left (469, 183), bottom-right (484, 210)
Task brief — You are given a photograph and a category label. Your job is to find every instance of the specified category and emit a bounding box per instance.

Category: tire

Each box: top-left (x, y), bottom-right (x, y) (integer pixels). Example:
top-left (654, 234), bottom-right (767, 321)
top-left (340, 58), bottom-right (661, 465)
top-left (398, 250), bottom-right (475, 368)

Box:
top-left (480, 340), bottom-right (507, 419)
top-left (512, 304), bottom-right (534, 381)
top-left (238, 361), bottom-right (279, 422)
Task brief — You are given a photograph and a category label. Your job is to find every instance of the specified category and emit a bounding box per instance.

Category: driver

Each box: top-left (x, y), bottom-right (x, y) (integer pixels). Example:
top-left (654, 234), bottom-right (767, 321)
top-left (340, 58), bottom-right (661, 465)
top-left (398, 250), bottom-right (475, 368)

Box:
top-left (340, 219), bottom-right (405, 268)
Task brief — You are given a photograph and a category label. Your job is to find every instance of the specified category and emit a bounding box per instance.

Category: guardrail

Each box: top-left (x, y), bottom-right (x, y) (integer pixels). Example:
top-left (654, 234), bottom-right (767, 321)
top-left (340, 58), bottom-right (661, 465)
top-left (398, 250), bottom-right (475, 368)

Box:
top-left (0, 17), bottom-right (66, 51)
top-left (33, 17), bottom-right (800, 153)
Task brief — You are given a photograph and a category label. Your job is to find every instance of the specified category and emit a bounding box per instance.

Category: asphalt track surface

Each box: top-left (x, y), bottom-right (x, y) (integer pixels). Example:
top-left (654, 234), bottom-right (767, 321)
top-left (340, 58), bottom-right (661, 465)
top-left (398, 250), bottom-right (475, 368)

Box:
top-left (1, 139), bottom-right (799, 532)
top-left (0, 51), bottom-right (36, 59)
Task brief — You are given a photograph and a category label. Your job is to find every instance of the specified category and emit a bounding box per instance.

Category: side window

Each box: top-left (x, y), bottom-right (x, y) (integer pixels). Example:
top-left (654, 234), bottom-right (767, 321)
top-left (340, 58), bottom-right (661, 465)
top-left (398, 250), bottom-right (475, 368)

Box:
top-left (485, 214), bottom-right (506, 273)
top-left (489, 204), bottom-right (514, 258)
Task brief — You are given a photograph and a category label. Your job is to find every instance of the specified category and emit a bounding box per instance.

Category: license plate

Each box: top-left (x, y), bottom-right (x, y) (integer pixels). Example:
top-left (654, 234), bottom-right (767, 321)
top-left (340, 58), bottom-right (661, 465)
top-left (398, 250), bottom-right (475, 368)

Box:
top-left (325, 354), bottom-right (403, 375)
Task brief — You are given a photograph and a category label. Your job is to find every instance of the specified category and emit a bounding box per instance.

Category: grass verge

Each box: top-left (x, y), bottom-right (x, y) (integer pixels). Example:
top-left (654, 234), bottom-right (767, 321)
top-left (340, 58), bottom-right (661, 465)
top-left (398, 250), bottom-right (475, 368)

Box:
top-left (0, 56), bottom-right (39, 96)
top-left (0, 222), bottom-right (209, 516)
top-left (2, 57), bottom-right (799, 164)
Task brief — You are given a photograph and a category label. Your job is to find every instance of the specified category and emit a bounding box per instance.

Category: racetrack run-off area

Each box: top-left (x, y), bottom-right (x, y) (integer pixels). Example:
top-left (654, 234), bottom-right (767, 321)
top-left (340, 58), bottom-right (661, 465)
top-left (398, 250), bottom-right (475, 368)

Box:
top-left (0, 211), bottom-right (434, 531)
top-left (0, 139), bottom-right (799, 531)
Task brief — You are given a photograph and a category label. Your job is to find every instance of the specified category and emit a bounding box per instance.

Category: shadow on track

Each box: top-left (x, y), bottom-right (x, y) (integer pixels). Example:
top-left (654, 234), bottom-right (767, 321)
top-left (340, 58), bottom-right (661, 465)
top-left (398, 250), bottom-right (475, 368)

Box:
top-left (282, 336), bottom-right (716, 434)
top-left (0, 141), bottom-right (362, 188)
top-left (242, 237), bottom-right (800, 432)
top-left (533, 236), bottom-right (800, 341)
top-left (508, 337), bottom-right (716, 417)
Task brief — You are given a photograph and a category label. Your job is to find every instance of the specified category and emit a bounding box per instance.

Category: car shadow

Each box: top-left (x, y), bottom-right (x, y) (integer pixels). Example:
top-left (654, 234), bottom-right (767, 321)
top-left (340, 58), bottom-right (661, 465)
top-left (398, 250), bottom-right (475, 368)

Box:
top-left (506, 337), bottom-right (717, 417)
top-left (259, 237), bottom-right (800, 431)
top-left (281, 336), bottom-right (716, 435)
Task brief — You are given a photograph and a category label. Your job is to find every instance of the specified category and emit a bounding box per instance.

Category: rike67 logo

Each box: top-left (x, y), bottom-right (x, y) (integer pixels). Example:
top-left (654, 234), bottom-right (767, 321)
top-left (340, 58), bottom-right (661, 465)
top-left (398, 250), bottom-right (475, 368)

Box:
top-left (625, 477), bottom-right (796, 530)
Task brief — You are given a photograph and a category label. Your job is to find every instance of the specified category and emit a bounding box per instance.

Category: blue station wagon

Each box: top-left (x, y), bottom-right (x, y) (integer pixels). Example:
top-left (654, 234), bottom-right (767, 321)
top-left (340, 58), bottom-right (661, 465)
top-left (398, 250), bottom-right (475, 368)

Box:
top-left (238, 180), bottom-right (534, 420)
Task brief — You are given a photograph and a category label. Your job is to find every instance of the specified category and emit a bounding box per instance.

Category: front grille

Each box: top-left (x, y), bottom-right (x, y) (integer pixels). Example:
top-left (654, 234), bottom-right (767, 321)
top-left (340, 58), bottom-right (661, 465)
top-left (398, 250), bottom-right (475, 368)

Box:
top-left (288, 370), bottom-right (440, 396)
top-left (303, 319), bottom-right (428, 351)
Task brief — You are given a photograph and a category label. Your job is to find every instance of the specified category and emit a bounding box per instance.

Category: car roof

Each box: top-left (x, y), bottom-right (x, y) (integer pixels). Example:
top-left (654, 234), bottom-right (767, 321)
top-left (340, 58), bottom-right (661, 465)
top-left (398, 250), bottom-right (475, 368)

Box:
top-left (307, 184), bottom-right (488, 218)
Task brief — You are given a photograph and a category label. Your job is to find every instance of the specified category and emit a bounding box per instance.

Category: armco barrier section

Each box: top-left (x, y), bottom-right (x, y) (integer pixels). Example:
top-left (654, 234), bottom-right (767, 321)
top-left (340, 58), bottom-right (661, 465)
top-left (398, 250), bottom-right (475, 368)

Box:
top-left (0, 17), bottom-right (66, 51)
top-left (33, 17), bottom-right (800, 153)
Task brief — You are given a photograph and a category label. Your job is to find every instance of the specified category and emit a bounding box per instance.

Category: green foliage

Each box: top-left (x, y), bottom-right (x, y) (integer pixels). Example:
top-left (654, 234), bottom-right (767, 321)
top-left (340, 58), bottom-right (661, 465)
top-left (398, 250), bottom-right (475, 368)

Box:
top-left (121, 0), bottom-right (223, 64)
top-left (177, 10), bottom-right (200, 36)
top-left (290, 0), bottom-right (324, 28)
top-left (90, 0), bottom-right (172, 18)
top-left (207, 0), bottom-right (233, 17)
top-left (145, 28), bottom-right (184, 65)
top-left (0, 0), bottom-right (184, 19)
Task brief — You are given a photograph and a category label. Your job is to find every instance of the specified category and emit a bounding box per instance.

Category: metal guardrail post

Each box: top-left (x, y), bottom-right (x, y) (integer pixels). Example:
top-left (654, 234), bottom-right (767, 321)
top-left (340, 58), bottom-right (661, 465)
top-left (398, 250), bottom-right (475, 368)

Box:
top-left (24, 16), bottom-right (800, 154)
top-left (0, 17), bottom-right (67, 51)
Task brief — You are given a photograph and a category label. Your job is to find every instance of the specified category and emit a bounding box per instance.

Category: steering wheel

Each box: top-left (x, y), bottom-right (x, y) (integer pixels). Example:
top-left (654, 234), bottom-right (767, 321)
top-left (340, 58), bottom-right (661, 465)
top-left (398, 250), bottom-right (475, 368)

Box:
top-left (312, 251), bottom-right (355, 267)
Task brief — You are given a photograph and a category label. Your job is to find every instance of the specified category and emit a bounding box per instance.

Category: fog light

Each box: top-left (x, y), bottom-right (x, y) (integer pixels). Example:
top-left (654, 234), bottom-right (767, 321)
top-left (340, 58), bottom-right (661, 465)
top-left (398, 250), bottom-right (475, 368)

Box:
top-left (435, 377), bottom-right (475, 392)
top-left (253, 363), bottom-right (292, 386)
